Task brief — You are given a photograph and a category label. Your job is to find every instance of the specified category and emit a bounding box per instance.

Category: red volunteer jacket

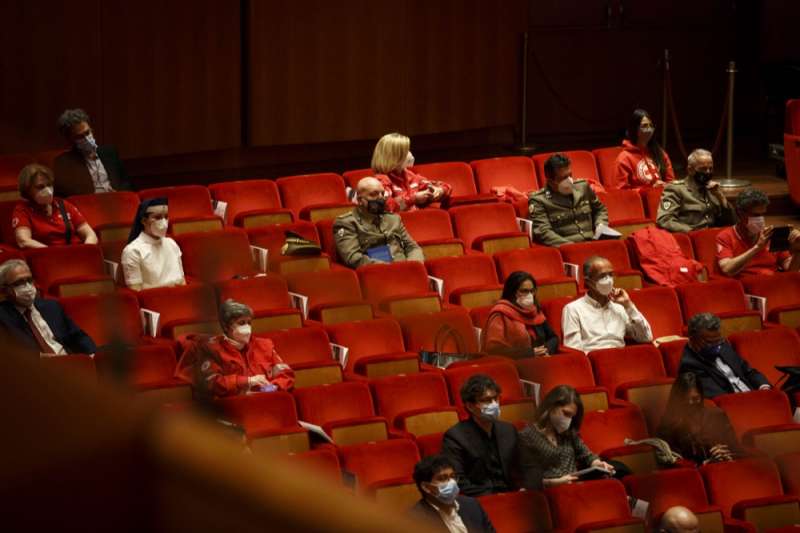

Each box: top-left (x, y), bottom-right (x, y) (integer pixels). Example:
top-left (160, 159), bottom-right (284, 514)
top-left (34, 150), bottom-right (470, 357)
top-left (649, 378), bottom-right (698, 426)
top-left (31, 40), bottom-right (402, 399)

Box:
top-left (613, 140), bottom-right (675, 190)
top-left (376, 169), bottom-right (452, 212)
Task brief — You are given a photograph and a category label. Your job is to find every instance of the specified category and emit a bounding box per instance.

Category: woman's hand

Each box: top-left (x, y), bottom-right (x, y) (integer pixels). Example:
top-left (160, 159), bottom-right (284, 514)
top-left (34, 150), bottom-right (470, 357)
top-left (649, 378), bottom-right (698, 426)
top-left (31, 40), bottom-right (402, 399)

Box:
top-left (546, 474), bottom-right (578, 487)
top-left (591, 459), bottom-right (616, 474)
top-left (414, 189), bottom-right (434, 205)
top-left (533, 345), bottom-right (549, 356)
top-left (709, 444), bottom-right (734, 462)
top-left (431, 185), bottom-right (445, 201)
top-left (248, 374), bottom-right (269, 388)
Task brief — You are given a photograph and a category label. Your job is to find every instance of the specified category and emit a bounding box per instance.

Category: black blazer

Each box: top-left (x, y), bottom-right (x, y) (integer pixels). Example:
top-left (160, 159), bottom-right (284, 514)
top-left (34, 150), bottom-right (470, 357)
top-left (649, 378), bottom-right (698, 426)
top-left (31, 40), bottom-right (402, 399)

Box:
top-left (0, 298), bottom-right (96, 355)
top-left (53, 145), bottom-right (132, 197)
top-left (678, 342), bottom-right (770, 398)
top-left (410, 496), bottom-right (496, 533)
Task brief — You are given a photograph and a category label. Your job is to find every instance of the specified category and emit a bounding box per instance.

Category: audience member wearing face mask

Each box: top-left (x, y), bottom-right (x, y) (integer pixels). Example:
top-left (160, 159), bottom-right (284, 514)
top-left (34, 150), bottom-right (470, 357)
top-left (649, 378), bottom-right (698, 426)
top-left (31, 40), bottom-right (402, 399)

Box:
top-left (120, 198), bottom-right (186, 291)
top-left (12, 164), bottom-right (98, 249)
top-left (442, 374), bottom-right (540, 497)
top-left (519, 385), bottom-right (619, 487)
top-left (410, 454), bottom-right (496, 533)
top-left (613, 108), bottom-right (675, 191)
top-left (716, 188), bottom-right (800, 278)
top-left (656, 148), bottom-right (737, 233)
top-left (174, 300), bottom-right (295, 398)
top-left (332, 176), bottom-right (424, 268)
top-left (0, 259), bottom-right (96, 356)
top-left (656, 372), bottom-right (744, 465)
top-left (482, 271), bottom-right (559, 358)
top-left (370, 132), bottom-right (452, 212)
top-left (677, 312), bottom-right (770, 398)
top-left (561, 256), bottom-right (653, 353)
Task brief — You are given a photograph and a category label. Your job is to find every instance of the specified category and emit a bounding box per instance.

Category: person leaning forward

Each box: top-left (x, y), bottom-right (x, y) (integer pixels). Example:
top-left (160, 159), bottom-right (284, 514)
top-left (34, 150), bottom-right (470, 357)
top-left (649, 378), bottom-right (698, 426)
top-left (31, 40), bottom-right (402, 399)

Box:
top-left (333, 176), bottom-right (424, 268)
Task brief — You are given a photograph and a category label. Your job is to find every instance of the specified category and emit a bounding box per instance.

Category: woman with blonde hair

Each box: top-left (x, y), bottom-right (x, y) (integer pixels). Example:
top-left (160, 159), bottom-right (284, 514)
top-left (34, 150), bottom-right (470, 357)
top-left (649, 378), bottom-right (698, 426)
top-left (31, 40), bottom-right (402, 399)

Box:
top-left (370, 132), bottom-right (451, 212)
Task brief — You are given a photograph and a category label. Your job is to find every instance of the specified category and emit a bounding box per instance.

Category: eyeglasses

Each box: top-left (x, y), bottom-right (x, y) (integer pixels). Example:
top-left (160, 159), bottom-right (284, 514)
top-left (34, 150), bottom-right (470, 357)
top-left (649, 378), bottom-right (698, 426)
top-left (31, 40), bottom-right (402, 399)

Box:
top-left (517, 288), bottom-right (536, 295)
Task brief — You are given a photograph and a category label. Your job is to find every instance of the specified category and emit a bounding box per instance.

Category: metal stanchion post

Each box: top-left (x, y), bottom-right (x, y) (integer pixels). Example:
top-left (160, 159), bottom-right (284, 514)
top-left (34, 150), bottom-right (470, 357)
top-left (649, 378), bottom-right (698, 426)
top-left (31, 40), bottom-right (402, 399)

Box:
top-left (662, 49), bottom-right (669, 148)
top-left (513, 32), bottom-right (537, 154)
top-left (719, 60), bottom-right (750, 188)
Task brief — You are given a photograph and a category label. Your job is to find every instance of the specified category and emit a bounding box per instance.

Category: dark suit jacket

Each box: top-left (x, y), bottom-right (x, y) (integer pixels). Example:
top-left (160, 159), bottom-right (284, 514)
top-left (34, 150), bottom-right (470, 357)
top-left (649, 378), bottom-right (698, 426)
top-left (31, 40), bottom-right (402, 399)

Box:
top-left (410, 496), bottom-right (496, 533)
top-left (53, 146), bottom-right (131, 197)
top-left (678, 342), bottom-right (770, 398)
top-left (0, 298), bottom-right (96, 355)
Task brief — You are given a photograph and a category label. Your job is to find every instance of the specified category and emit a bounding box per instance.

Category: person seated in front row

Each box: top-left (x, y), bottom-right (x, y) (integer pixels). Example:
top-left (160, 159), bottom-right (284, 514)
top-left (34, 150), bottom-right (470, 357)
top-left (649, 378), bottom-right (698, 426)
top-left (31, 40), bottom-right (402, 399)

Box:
top-left (677, 312), bottom-right (770, 398)
top-left (54, 107), bottom-right (132, 196)
top-left (442, 374), bottom-right (540, 496)
top-left (175, 299), bottom-right (295, 398)
top-left (12, 164), bottom-right (98, 249)
top-left (482, 271), bottom-right (559, 358)
top-left (371, 132), bottom-right (452, 212)
top-left (656, 148), bottom-right (736, 233)
top-left (519, 385), bottom-right (621, 487)
top-left (528, 153), bottom-right (609, 247)
top-left (0, 259), bottom-right (96, 356)
top-left (656, 372), bottom-right (743, 465)
top-left (121, 198), bottom-right (186, 291)
top-left (716, 188), bottom-right (800, 278)
top-left (613, 108), bottom-right (675, 190)
top-left (561, 256), bottom-right (653, 353)
top-left (659, 506), bottom-right (700, 533)
top-left (410, 454), bottom-right (496, 533)
top-left (333, 177), bottom-right (424, 268)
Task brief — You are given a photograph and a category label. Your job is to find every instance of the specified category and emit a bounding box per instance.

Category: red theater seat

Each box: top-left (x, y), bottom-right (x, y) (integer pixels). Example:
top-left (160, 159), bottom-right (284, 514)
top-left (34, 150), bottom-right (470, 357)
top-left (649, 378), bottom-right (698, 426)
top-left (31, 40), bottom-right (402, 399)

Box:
top-left (411, 162), bottom-right (490, 205)
top-left (340, 438), bottom-right (421, 508)
top-left (592, 146), bottom-right (624, 189)
top-left (659, 338), bottom-right (688, 377)
top-left (776, 452), bottom-right (800, 496)
top-left (214, 276), bottom-right (303, 332)
top-left (450, 203), bottom-right (530, 255)
top-left (325, 318), bottom-right (419, 379)
top-left (494, 246), bottom-right (578, 302)
top-left (357, 261), bottom-right (441, 317)
top-left (581, 405), bottom-right (656, 474)
top-left (478, 490), bottom-right (553, 533)
top-left (641, 188), bottom-right (663, 220)
top-left (314, 218), bottom-right (339, 263)
top-left (445, 359), bottom-right (534, 424)
top-left (138, 185), bottom-right (222, 235)
top-left (425, 254), bottom-right (502, 309)
top-left (41, 354), bottom-right (96, 377)
top-left (559, 239), bottom-right (643, 290)
top-left (216, 392), bottom-right (309, 454)
top-left (175, 228), bottom-right (260, 282)
top-left (786, 133), bottom-right (800, 207)
top-left (26, 244), bottom-right (114, 297)
top-left (676, 279), bottom-right (762, 336)
top-left (628, 287), bottom-right (685, 341)
top-left (0, 200), bottom-right (19, 245)
top-left (728, 327), bottom-right (800, 385)
top-left (137, 284), bottom-right (220, 339)
top-left (515, 353), bottom-right (610, 412)
top-left (342, 168), bottom-right (373, 190)
top-left (246, 221), bottom-right (331, 275)
top-left (59, 291), bottom-right (144, 347)
top-left (471, 156), bottom-right (540, 193)
top-left (276, 173), bottom-right (352, 222)
top-left (597, 190), bottom-right (653, 237)
top-left (533, 150), bottom-right (603, 192)
top-left (714, 390), bottom-right (800, 458)
top-left (68, 191), bottom-right (140, 242)
top-left (399, 208), bottom-right (465, 259)
top-left (540, 296), bottom-right (577, 341)
top-left (284, 269), bottom-right (371, 324)
top-left (546, 478), bottom-right (644, 533)
top-left (397, 307), bottom-right (481, 354)
top-left (689, 228), bottom-right (724, 278)
top-left (284, 448), bottom-right (343, 486)
top-left (741, 272), bottom-right (800, 328)
top-left (259, 326), bottom-right (342, 388)
top-left (208, 179), bottom-right (293, 228)
top-left (95, 344), bottom-right (190, 403)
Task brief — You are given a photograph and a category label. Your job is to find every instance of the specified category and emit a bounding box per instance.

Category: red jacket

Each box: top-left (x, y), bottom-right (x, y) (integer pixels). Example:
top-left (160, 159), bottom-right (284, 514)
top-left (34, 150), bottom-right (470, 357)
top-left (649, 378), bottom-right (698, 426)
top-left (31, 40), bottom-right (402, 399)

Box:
top-left (376, 169), bottom-right (452, 212)
top-left (175, 335), bottom-right (295, 397)
top-left (613, 140), bottom-right (675, 190)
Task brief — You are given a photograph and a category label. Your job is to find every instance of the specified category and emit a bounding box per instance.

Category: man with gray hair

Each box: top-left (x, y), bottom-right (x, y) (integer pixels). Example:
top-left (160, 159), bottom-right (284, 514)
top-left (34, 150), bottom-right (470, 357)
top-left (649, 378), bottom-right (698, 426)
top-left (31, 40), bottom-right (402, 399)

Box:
top-left (53, 108), bottom-right (131, 196)
top-left (678, 312), bottom-right (770, 398)
top-left (0, 259), bottom-right (96, 356)
top-left (659, 506), bottom-right (699, 533)
top-left (656, 148), bottom-right (736, 232)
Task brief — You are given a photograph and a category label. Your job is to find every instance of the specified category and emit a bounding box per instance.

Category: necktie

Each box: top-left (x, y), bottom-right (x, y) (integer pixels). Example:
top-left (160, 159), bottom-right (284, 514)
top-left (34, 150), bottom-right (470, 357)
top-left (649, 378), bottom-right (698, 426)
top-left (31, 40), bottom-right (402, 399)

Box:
top-left (23, 308), bottom-right (54, 354)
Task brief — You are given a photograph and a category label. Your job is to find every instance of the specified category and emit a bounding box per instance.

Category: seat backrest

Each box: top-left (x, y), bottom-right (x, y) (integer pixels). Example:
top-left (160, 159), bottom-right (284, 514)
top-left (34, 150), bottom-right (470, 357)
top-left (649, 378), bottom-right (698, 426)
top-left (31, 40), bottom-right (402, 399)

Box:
top-left (138, 185), bottom-right (214, 219)
top-left (494, 246), bottom-right (566, 281)
top-left (479, 490), bottom-right (553, 533)
top-left (68, 191), bottom-right (140, 228)
top-left (216, 392), bottom-right (299, 432)
top-left (689, 228), bottom-right (724, 276)
top-left (59, 292), bottom-right (143, 347)
top-left (215, 276), bottom-right (292, 312)
top-left (659, 338), bottom-right (689, 377)
top-left (208, 179), bottom-right (283, 223)
top-left (597, 190), bottom-right (647, 223)
top-left (260, 326), bottom-right (332, 365)
top-left (342, 169), bottom-right (374, 190)
top-left (293, 381), bottom-right (376, 425)
top-left (623, 468), bottom-right (711, 520)
top-left (540, 296), bottom-right (576, 340)
top-left (285, 269), bottom-right (362, 309)
top-left (411, 162), bottom-right (477, 196)
top-left (786, 134), bottom-right (800, 206)
top-left (340, 439), bottom-right (420, 488)
top-left (246, 221), bottom-right (320, 256)
top-left (371, 372), bottom-right (451, 425)
top-left (559, 239), bottom-right (634, 274)
top-left (399, 208), bottom-right (455, 242)
top-left (137, 284), bottom-right (218, 336)
top-left (580, 405), bottom-right (649, 453)
top-left (701, 457), bottom-right (784, 517)
top-left (96, 344), bottom-right (178, 387)
top-left (326, 318), bottom-right (407, 365)
top-left (398, 307), bottom-right (480, 353)
top-left (592, 146), bottom-right (625, 189)
top-left (0, 200), bottom-right (18, 245)
top-left (628, 287), bottom-right (684, 339)
top-left (787, 99), bottom-right (800, 135)
top-left (470, 156), bottom-right (539, 193)
top-left (546, 478), bottom-right (632, 531)
top-left (314, 219), bottom-right (338, 262)
top-left (276, 173), bottom-right (347, 212)
top-left (284, 448), bottom-right (343, 485)
top-left (776, 452), bottom-right (800, 496)
top-left (742, 272), bottom-right (800, 316)
top-left (445, 360), bottom-right (524, 407)
top-left (26, 244), bottom-right (105, 292)
top-left (641, 188), bottom-right (663, 219)
top-left (449, 203), bottom-right (522, 250)
top-left (425, 254), bottom-right (499, 302)
top-left (515, 352), bottom-right (597, 399)
top-left (532, 150), bottom-right (600, 187)
top-left (675, 279), bottom-right (748, 319)
top-left (175, 228), bottom-right (256, 282)
top-left (729, 327), bottom-right (800, 385)
top-left (714, 390), bottom-right (794, 439)
top-left (589, 344), bottom-right (667, 397)
top-left (357, 261), bottom-right (432, 306)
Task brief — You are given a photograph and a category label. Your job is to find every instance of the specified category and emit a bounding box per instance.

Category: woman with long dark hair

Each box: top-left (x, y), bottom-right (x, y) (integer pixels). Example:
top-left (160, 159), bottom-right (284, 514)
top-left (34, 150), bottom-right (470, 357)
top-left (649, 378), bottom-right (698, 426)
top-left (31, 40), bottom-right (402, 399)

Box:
top-left (482, 271), bottom-right (559, 358)
top-left (656, 372), bottom-right (743, 465)
top-left (613, 108), bottom-right (675, 190)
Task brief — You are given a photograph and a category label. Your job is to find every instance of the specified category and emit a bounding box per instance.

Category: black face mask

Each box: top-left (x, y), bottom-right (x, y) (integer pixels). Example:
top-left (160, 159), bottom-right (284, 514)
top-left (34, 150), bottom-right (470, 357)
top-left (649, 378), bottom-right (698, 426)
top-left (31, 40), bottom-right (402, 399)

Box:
top-left (365, 198), bottom-right (386, 215)
top-left (694, 171), bottom-right (713, 188)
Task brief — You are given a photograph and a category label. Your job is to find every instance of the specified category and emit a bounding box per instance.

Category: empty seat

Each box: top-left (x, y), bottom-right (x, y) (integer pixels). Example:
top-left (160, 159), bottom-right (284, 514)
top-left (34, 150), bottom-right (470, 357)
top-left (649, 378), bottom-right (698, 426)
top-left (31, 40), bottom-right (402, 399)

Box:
top-left (208, 179), bottom-right (293, 227)
top-left (540, 296), bottom-right (577, 341)
top-left (284, 269), bottom-right (371, 324)
top-left (276, 173), bottom-right (353, 221)
top-left (742, 272), bottom-right (800, 328)
top-left (559, 239), bottom-right (643, 290)
top-left (426, 254), bottom-right (502, 309)
top-left (59, 292), bottom-right (144, 347)
top-left (216, 392), bottom-right (309, 454)
top-left (138, 185), bottom-right (222, 235)
top-left (628, 287), bottom-right (685, 342)
top-left (175, 228), bottom-right (260, 283)
top-left (215, 276), bottom-right (303, 332)
top-left (596, 190), bottom-right (653, 237)
top-left (689, 228), bottom-right (724, 278)
top-left (581, 405), bottom-right (656, 475)
top-left (493, 247), bottom-right (578, 302)
top-left (246, 221), bottom-right (330, 275)
top-left (26, 244), bottom-right (115, 297)
top-left (777, 452), bottom-right (800, 496)
top-left (714, 390), bottom-right (800, 458)
top-left (259, 326), bottom-right (341, 388)
top-left (515, 353), bottom-right (609, 412)
top-left (411, 162), bottom-right (481, 199)
top-left (641, 188), bottom-right (663, 220)
top-left (325, 318), bottom-right (419, 379)
top-left (592, 146), bottom-right (625, 189)
top-left (357, 261), bottom-right (441, 317)
top-left (471, 156), bottom-right (540, 193)
top-left (676, 279), bottom-right (762, 336)
top-left (478, 490), bottom-right (553, 533)
top-left (68, 191), bottom-right (140, 242)
top-left (137, 284), bottom-right (220, 339)
top-left (398, 307), bottom-right (481, 354)
top-left (340, 438), bottom-right (421, 508)
top-left (399, 208), bottom-right (464, 259)
top-left (450, 203), bottom-right (530, 254)
top-left (342, 168), bottom-right (374, 190)
top-left (728, 327), bottom-right (800, 385)
top-left (546, 478), bottom-right (644, 533)
top-left (283, 448), bottom-right (343, 485)
top-left (659, 338), bottom-right (689, 377)
top-left (532, 150), bottom-right (603, 191)
top-left (444, 359), bottom-right (534, 424)
top-left (95, 344), bottom-right (190, 403)
top-left (314, 218), bottom-right (339, 263)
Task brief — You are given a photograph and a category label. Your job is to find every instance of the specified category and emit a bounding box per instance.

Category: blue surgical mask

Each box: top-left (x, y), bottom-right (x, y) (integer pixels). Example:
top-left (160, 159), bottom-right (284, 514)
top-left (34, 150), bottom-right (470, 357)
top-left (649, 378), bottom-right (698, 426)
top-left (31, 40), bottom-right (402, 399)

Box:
top-left (700, 341), bottom-right (724, 359)
top-left (480, 401), bottom-right (500, 421)
top-left (433, 478), bottom-right (459, 505)
top-left (76, 133), bottom-right (98, 156)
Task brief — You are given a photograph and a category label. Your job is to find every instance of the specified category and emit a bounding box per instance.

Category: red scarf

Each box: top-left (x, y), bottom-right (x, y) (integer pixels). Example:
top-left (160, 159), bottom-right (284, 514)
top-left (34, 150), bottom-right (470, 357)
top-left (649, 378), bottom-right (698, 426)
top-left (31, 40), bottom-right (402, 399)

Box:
top-left (488, 299), bottom-right (546, 342)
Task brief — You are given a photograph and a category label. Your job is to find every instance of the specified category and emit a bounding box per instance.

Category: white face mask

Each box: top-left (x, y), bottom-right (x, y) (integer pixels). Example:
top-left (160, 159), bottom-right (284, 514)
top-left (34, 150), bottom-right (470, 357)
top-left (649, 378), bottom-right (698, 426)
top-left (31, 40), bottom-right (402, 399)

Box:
top-left (231, 324), bottom-right (252, 345)
top-left (746, 216), bottom-right (765, 236)
top-left (557, 176), bottom-right (574, 195)
top-left (149, 218), bottom-right (168, 238)
top-left (593, 274), bottom-right (614, 296)
top-left (76, 133), bottom-right (98, 155)
top-left (13, 281), bottom-right (37, 307)
top-left (35, 186), bottom-right (54, 206)
top-left (404, 151), bottom-right (415, 169)
top-left (550, 411), bottom-right (572, 434)
top-left (516, 293), bottom-right (535, 309)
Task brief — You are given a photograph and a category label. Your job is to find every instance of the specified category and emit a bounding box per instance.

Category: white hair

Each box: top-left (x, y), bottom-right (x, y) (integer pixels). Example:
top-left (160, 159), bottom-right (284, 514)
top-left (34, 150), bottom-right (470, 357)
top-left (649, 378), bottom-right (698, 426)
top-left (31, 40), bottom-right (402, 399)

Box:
top-left (0, 259), bottom-right (29, 286)
top-left (687, 148), bottom-right (712, 168)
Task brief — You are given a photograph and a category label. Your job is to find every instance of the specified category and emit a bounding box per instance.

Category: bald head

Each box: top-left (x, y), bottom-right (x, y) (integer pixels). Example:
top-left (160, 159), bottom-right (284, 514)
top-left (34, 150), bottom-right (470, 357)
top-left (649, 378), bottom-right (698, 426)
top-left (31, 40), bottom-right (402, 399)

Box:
top-left (357, 177), bottom-right (383, 195)
top-left (660, 506), bottom-right (699, 533)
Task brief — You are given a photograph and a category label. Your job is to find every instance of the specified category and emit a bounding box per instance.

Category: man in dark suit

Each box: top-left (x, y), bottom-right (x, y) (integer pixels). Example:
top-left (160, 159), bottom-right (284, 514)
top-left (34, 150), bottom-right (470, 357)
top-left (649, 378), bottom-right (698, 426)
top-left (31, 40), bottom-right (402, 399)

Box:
top-left (0, 259), bottom-right (96, 355)
top-left (678, 312), bottom-right (770, 398)
top-left (53, 108), bottom-right (132, 196)
top-left (442, 374), bottom-right (539, 497)
top-left (410, 454), bottom-right (496, 533)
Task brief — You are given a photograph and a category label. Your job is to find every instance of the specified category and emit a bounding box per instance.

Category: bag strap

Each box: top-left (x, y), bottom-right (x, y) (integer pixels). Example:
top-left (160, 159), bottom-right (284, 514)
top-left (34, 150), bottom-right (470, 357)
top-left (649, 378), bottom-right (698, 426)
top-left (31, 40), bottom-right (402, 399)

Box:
top-left (57, 199), bottom-right (73, 244)
top-left (433, 324), bottom-right (467, 354)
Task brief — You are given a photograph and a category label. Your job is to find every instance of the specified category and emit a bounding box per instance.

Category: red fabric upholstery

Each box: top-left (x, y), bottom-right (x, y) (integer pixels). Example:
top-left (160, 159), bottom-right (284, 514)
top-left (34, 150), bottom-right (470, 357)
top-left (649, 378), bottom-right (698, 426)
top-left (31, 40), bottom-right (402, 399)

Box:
top-left (371, 372), bottom-right (454, 428)
top-left (494, 246), bottom-right (578, 302)
top-left (340, 438), bottom-right (421, 490)
top-left (425, 254), bottom-right (500, 305)
top-left (357, 261), bottom-right (437, 310)
top-left (714, 390), bottom-right (796, 440)
top-left (399, 208), bottom-right (456, 242)
top-left (247, 221), bottom-right (320, 256)
top-left (68, 191), bottom-right (140, 237)
top-left (597, 190), bottom-right (650, 224)
top-left (641, 188), bottom-right (663, 220)
top-left (284, 269), bottom-right (365, 317)
top-left (546, 478), bottom-right (634, 532)
top-left (216, 391), bottom-right (305, 439)
top-left (592, 146), bottom-right (624, 189)
top-left (478, 490), bottom-right (553, 533)
top-left (589, 344), bottom-right (668, 397)
top-left (532, 150), bottom-right (600, 189)
top-left (41, 354), bottom-right (96, 377)
top-left (471, 156), bottom-right (540, 192)
top-left (449, 202), bottom-right (529, 251)
top-left (59, 292), bottom-right (143, 346)
top-left (701, 457), bottom-right (786, 517)
top-left (208, 179), bottom-right (291, 226)
top-left (411, 162), bottom-right (478, 197)
top-left (138, 185), bottom-right (215, 219)
top-left (325, 317), bottom-right (416, 375)
top-left (675, 279), bottom-right (760, 326)
top-left (314, 218), bottom-right (339, 262)
top-left (293, 381), bottom-right (383, 429)
top-left (95, 344), bottom-right (182, 390)
top-left (0, 200), bottom-right (18, 245)
top-left (628, 287), bottom-right (684, 340)
top-left (25, 244), bottom-right (110, 296)
top-left (728, 327), bottom-right (800, 385)
top-left (540, 296), bottom-right (577, 340)
top-left (215, 276), bottom-right (293, 313)
top-left (397, 307), bottom-right (480, 353)
top-left (259, 326), bottom-right (333, 367)
top-left (787, 100), bottom-right (800, 135)
top-left (276, 173), bottom-right (349, 219)
top-left (137, 284), bottom-right (218, 337)
top-left (624, 468), bottom-right (722, 524)
top-left (515, 352), bottom-right (598, 399)
top-left (284, 448), bottom-right (342, 485)
top-left (559, 240), bottom-right (642, 290)
top-left (445, 359), bottom-right (526, 408)
top-left (786, 134), bottom-right (800, 207)
top-left (776, 452), bottom-right (800, 496)
top-left (658, 338), bottom-right (689, 377)
top-left (581, 405), bottom-right (650, 454)
top-left (741, 272), bottom-right (800, 324)
top-left (342, 168), bottom-right (373, 189)
top-left (175, 228), bottom-right (258, 282)
top-left (689, 228), bottom-right (724, 277)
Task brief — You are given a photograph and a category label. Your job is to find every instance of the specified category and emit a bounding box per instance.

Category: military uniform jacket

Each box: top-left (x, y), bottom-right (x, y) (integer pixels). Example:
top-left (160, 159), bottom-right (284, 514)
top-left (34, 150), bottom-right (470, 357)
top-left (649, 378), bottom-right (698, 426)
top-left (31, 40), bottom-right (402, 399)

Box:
top-left (527, 180), bottom-right (609, 247)
top-left (656, 177), bottom-right (736, 233)
top-left (333, 207), bottom-right (424, 268)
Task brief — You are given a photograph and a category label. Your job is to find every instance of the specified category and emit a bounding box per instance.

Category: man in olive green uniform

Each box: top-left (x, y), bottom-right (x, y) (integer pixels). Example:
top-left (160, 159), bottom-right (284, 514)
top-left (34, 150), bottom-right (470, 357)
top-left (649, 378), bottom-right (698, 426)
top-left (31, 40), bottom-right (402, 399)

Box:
top-left (334, 177), bottom-right (425, 268)
top-left (528, 153), bottom-right (609, 247)
top-left (657, 148), bottom-right (736, 233)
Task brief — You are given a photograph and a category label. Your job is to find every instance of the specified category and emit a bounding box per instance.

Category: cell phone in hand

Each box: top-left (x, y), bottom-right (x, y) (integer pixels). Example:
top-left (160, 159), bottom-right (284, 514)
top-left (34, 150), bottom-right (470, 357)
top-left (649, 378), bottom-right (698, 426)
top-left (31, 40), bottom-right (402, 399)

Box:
top-left (769, 226), bottom-right (791, 252)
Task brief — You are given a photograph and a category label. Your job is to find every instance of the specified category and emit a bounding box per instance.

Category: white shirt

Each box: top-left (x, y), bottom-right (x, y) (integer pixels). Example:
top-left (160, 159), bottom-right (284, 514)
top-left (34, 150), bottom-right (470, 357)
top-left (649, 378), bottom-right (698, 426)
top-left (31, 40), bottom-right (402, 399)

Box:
top-left (562, 294), bottom-right (653, 353)
top-left (84, 155), bottom-right (114, 193)
top-left (714, 357), bottom-right (752, 393)
top-left (428, 500), bottom-right (467, 533)
top-left (121, 232), bottom-right (185, 289)
top-left (16, 304), bottom-right (66, 355)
